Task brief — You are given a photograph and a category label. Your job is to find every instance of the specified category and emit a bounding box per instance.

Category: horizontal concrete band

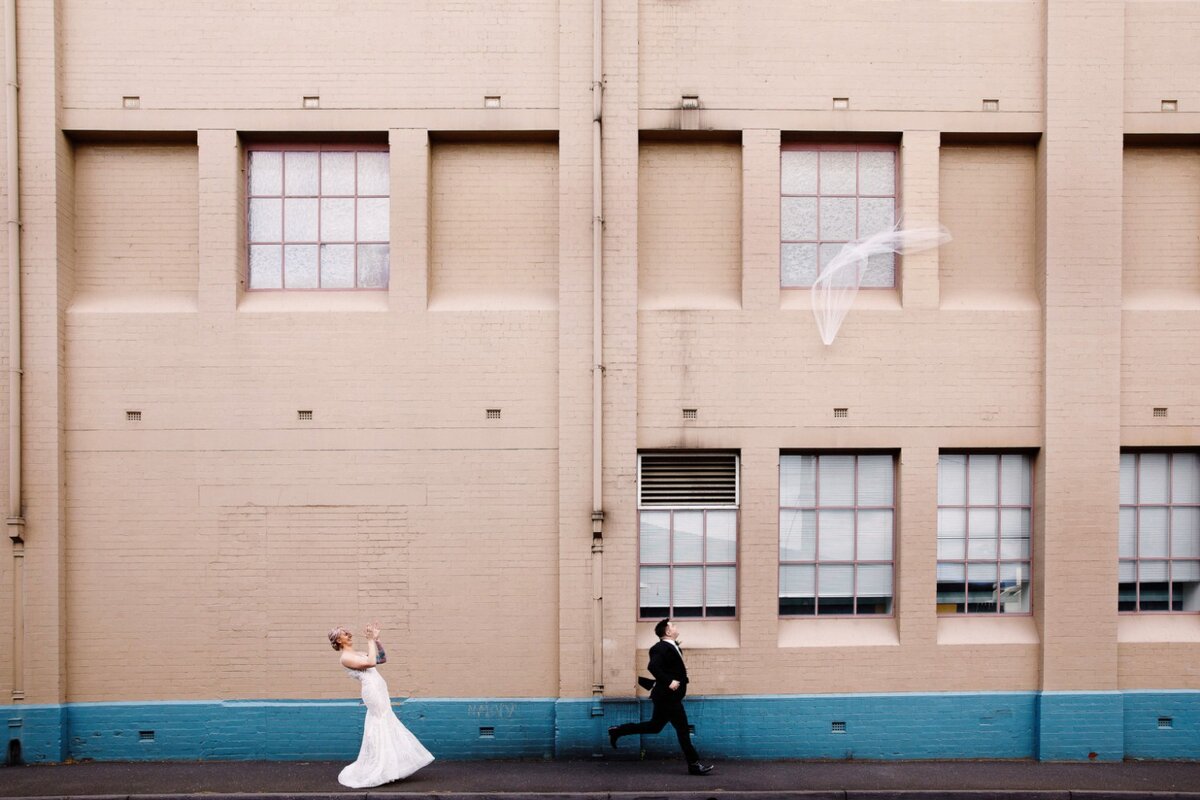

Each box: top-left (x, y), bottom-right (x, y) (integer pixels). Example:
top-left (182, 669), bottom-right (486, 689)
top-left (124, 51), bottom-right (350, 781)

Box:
top-left (4, 691), bottom-right (1199, 765)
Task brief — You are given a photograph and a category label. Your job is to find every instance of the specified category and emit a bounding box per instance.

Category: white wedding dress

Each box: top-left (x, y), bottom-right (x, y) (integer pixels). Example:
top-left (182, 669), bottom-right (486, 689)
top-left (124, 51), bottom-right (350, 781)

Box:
top-left (338, 667), bottom-right (435, 788)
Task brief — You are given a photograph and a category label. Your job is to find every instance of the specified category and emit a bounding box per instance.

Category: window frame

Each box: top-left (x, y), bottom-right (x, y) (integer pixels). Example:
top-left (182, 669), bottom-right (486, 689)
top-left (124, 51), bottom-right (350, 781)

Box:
top-left (935, 450), bottom-right (1036, 617)
top-left (1119, 449), bottom-right (1200, 615)
top-left (244, 142), bottom-right (391, 291)
top-left (778, 450), bottom-right (898, 618)
top-left (637, 452), bottom-right (740, 621)
top-left (779, 141), bottom-right (901, 290)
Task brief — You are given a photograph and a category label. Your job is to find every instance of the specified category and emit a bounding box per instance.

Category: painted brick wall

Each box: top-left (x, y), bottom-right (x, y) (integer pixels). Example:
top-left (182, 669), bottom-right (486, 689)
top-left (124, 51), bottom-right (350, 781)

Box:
top-left (1122, 146), bottom-right (1200, 299)
top-left (429, 140), bottom-right (559, 309)
top-left (637, 137), bottom-right (742, 310)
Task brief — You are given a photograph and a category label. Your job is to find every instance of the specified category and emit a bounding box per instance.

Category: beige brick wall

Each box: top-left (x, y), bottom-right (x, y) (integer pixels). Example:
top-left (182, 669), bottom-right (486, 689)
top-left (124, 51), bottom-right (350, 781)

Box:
top-left (3, 0), bottom-right (1200, 713)
top-left (429, 140), bottom-right (559, 310)
top-left (72, 141), bottom-right (199, 299)
top-left (638, 138), bottom-right (741, 310)
top-left (939, 143), bottom-right (1038, 307)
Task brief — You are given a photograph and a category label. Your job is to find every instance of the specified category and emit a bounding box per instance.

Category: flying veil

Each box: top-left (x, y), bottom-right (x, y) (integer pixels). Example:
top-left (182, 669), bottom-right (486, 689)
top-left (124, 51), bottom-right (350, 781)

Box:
top-left (811, 223), bottom-right (952, 345)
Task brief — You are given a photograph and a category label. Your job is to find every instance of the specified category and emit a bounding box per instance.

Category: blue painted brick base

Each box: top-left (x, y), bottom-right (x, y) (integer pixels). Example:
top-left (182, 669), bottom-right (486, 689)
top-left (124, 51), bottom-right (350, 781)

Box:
top-left (5, 691), bottom-right (1200, 765)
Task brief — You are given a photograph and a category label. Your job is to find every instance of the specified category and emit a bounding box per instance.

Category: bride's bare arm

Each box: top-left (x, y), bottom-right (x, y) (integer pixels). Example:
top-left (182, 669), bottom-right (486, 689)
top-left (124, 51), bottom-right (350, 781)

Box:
top-left (340, 637), bottom-right (378, 670)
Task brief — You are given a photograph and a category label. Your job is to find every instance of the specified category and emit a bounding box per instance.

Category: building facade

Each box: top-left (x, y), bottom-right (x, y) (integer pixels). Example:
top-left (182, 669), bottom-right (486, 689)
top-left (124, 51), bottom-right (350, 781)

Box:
top-left (2, 0), bottom-right (1200, 764)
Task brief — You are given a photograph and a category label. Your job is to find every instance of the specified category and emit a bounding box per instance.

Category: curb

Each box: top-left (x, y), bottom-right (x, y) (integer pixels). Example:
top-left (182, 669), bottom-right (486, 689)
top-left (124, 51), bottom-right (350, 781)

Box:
top-left (6, 792), bottom-right (1200, 800)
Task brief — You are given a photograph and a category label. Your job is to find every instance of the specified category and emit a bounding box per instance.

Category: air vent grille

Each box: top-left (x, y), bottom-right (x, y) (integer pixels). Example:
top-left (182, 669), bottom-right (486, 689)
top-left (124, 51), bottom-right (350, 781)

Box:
top-left (126, 410), bottom-right (142, 422)
top-left (833, 408), bottom-right (848, 418)
top-left (297, 410), bottom-right (313, 421)
top-left (1153, 407), bottom-right (1168, 418)
top-left (479, 726), bottom-right (495, 738)
top-left (639, 453), bottom-right (738, 507)
top-left (682, 408), bottom-right (697, 420)
top-left (138, 730), bottom-right (155, 742)
top-left (486, 408), bottom-right (501, 419)
top-left (831, 721), bottom-right (846, 733)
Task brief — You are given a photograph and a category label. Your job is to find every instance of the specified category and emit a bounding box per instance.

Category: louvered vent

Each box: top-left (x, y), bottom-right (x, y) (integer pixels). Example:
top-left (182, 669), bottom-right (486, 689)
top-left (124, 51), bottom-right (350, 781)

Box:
top-left (639, 453), bottom-right (738, 507)
top-left (1153, 407), bottom-right (1168, 418)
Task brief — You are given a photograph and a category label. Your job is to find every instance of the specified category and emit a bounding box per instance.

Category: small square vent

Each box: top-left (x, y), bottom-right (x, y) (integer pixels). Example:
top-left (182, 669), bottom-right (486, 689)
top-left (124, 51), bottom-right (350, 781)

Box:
top-left (682, 408), bottom-right (698, 420)
top-left (833, 408), bottom-right (848, 418)
top-left (1153, 407), bottom-right (1168, 418)
top-left (486, 408), bottom-right (501, 419)
top-left (1158, 716), bottom-right (1173, 730)
top-left (126, 410), bottom-right (142, 422)
top-left (138, 730), bottom-right (155, 741)
top-left (831, 721), bottom-right (846, 733)
top-left (479, 726), bottom-right (495, 738)
top-left (297, 410), bottom-right (313, 421)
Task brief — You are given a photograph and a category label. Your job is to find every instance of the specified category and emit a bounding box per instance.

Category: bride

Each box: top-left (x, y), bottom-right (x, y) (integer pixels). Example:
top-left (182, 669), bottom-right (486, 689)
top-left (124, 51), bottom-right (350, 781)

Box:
top-left (328, 622), bottom-right (434, 788)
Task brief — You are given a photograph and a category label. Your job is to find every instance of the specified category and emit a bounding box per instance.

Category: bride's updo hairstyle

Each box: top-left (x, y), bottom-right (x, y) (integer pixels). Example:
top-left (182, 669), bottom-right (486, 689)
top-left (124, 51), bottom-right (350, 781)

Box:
top-left (328, 626), bottom-right (350, 651)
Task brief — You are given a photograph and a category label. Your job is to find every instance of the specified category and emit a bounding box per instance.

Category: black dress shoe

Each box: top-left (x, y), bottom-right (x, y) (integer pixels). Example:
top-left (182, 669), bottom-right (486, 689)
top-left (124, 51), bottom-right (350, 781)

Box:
top-left (608, 726), bottom-right (620, 749)
top-left (688, 763), bottom-right (714, 775)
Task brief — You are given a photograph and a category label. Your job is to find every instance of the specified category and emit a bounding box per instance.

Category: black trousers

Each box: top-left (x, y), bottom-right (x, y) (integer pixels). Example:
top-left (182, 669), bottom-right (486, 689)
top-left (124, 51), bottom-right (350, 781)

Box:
top-left (612, 690), bottom-right (700, 764)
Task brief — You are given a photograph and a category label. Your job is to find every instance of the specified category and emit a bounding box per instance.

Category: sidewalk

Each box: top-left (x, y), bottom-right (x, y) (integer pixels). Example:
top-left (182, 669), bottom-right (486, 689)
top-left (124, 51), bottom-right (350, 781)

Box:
top-left (2, 758), bottom-right (1200, 799)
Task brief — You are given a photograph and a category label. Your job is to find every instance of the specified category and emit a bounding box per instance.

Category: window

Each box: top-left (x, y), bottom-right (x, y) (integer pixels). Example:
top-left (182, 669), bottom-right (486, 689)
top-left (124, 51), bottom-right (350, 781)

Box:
top-left (937, 453), bottom-right (1033, 615)
top-left (779, 453), bottom-right (894, 616)
top-left (1120, 451), bottom-right (1200, 613)
top-left (638, 453), bottom-right (738, 618)
top-left (247, 146), bottom-right (390, 290)
top-left (780, 143), bottom-right (897, 288)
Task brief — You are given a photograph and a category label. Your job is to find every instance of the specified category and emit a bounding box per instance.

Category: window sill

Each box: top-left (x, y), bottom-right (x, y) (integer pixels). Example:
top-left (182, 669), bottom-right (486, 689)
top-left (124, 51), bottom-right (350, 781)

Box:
top-left (779, 287), bottom-right (900, 312)
top-left (778, 616), bottom-right (898, 648)
top-left (1118, 614), bottom-right (1200, 643)
top-left (936, 614), bottom-right (1039, 645)
top-left (636, 619), bottom-right (739, 650)
top-left (238, 291), bottom-right (389, 313)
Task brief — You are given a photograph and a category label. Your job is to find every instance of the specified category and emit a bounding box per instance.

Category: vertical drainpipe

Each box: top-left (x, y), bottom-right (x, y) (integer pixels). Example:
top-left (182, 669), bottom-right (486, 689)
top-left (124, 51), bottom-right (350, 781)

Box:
top-left (5, 0), bottom-right (27, 711)
top-left (590, 0), bottom-right (605, 712)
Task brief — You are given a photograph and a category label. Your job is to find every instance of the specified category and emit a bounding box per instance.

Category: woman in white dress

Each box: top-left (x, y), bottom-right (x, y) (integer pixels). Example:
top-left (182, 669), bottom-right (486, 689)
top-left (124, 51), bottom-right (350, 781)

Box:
top-left (328, 623), bottom-right (434, 788)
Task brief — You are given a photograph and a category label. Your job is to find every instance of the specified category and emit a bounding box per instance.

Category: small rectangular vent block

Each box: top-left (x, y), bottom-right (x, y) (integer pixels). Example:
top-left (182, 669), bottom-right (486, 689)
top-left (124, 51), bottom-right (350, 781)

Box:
top-left (479, 726), bottom-right (495, 738)
top-left (831, 721), bottom-right (846, 733)
top-left (1153, 407), bottom-right (1168, 418)
top-left (682, 408), bottom-right (698, 420)
top-left (833, 408), bottom-right (848, 418)
top-left (1158, 717), bottom-right (1173, 729)
top-left (138, 730), bottom-right (155, 741)
top-left (639, 452), bottom-right (738, 506)
top-left (486, 408), bottom-right (501, 419)
top-left (297, 410), bottom-right (313, 421)
top-left (126, 411), bottom-right (142, 422)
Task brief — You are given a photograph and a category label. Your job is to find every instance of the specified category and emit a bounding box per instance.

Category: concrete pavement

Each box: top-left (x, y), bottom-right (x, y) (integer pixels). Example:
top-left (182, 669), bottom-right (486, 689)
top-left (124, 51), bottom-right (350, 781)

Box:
top-left (2, 758), bottom-right (1200, 799)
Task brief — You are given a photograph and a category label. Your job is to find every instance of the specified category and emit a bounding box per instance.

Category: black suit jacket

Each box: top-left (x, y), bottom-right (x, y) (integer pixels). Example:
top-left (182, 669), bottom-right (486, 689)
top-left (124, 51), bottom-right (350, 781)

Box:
top-left (646, 639), bottom-right (688, 701)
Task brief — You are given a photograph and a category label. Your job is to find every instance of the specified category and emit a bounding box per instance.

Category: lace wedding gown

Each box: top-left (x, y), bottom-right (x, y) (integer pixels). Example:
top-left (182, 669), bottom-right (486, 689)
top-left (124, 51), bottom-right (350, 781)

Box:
top-left (338, 667), bottom-right (435, 788)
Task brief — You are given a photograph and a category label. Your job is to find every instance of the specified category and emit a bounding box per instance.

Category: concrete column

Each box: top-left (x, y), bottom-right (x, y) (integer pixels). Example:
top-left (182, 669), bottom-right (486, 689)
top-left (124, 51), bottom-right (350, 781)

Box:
top-left (389, 128), bottom-right (429, 313)
top-left (197, 130), bottom-right (240, 313)
top-left (899, 130), bottom-right (940, 310)
top-left (897, 445), bottom-right (938, 648)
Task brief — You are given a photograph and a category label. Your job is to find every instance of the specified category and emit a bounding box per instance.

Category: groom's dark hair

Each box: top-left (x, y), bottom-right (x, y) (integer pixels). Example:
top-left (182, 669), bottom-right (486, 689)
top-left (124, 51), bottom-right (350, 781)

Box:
top-left (654, 618), bottom-right (671, 638)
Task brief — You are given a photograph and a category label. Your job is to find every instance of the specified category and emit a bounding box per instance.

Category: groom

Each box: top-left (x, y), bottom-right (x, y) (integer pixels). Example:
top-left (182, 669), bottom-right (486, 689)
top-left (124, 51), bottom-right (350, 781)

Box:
top-left (608, 618), bottom-right (714, 775)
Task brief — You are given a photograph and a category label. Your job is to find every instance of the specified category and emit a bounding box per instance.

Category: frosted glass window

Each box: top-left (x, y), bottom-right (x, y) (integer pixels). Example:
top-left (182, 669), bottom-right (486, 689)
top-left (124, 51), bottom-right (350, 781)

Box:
top-left (781, 243), bottom-right (819, 287)
top-left (321, 152), bottom-right (356, 195)
top-left (858, 150), bottom-right (895, 195)
top-left (781, 196), bottom-right (818, 241)
top-left (248, 198), bottom-right (282, 242)
top-left (283, 244), bottom-right (318, 288)
top-left (780, 452), bottom-right (896, 615)
top-left (357, 197), bottom-right (390, 241)
top-left (320, 198), bottom-right (355, 241)
top-left (247, 147), bottom-right (390, 289)
top-left (819, 151), bottom-right (857, 194)
top-left (938, 452), bottom-right (1034, 615)
top-left (357, 152), bottom-right (390, 196)
top-left (640, 567), bottom-right (670, 611)
top-left (781, 150), bottom-right (818, 195)
top-left (248, 245), bottom-right (282, 289)
top-left (1118, 451), bottom-right (1200, 613)
top-left (285, 152), bottom-right (319, 196)
top-left (319, 244), bottom-right (355, 289)
top-left (780, 145), bottom-right (898, 287)
top-left (819, 197), bottom-right (856, 240)
top-left (248, 151), bottom-right (282, 195)
top-left (638, 501), bottom-right (739, 618)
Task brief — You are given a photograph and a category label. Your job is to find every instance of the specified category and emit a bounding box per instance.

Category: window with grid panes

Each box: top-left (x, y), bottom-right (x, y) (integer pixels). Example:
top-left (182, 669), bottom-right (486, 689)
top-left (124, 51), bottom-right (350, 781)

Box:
top-left (780, 144), bottom-right (898, 288)
top-left (247, 147), bottom-right (390, 290)
top-left (1120, 451), bottom-right (1200, 613)
top-left (779, 453), bottom-right (895, 616)
top-left (937, 453), bottom-right (1033, 614)
top-left (638, 453), bottom-right (738, 619)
